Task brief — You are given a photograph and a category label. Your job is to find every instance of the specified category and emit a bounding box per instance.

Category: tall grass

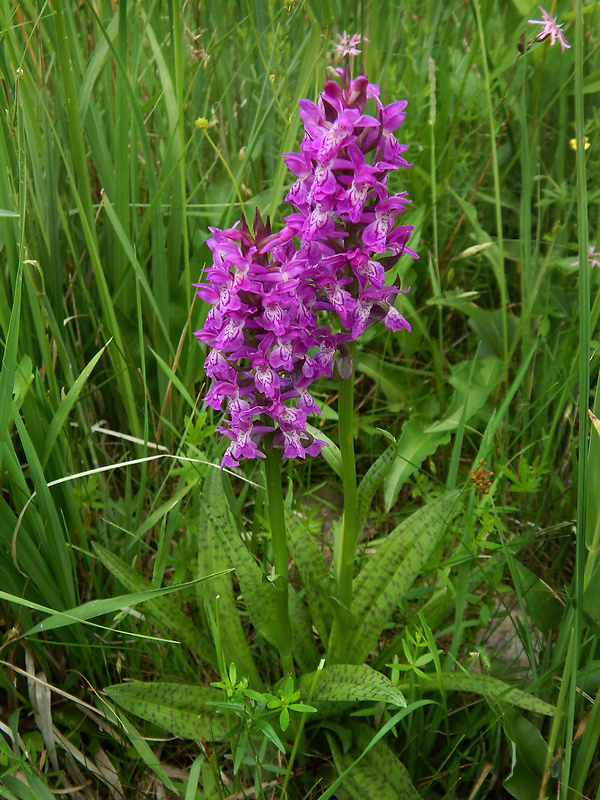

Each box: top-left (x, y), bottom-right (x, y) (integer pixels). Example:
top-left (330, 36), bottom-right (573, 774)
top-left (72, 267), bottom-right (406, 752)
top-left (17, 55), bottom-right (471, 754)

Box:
top-left (0, 0), bottom-right (599, 798)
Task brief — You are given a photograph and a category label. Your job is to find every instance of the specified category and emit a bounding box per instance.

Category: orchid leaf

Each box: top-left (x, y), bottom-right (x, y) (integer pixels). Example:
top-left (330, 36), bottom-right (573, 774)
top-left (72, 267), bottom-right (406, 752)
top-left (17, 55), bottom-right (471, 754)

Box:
top-left (384, 414), bottom-right (452, 510)
top-left (298, 664), bottom-right (406, 709)
top-left (286, 511), bottom-right (336, 647)
top-left (356, 438), bottom-right (398, 536)
top-left (421, 672), bottom-right (555, 716)
top-left (288, 585), bottom-right (321, 672)
top-left (306, 423), bottom-right (342, 477)
top-left (204, 502), bottom-right (280, 647)
top-left (199, 469), bottom-right (262, 687)
top-left (327, 722), bottom-right (421, 800)
top-left (350, 491), bottom-right (460, 663)
top-left (92, 543), bottom-right (217, 667)
top-left (104, 682), bottom-right (231, 741)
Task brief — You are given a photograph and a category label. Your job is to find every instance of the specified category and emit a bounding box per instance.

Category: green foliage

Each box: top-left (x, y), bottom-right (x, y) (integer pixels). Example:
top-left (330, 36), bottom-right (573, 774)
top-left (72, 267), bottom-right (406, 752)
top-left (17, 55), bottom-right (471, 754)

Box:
top-left (104, 681), bottom-right (231, 742)
top-left (503, 709), bottom-right (553, 800)
top-left (0, 0), bottom-right (598, 797)
top-left (327, 722), bottom-right (422, 800)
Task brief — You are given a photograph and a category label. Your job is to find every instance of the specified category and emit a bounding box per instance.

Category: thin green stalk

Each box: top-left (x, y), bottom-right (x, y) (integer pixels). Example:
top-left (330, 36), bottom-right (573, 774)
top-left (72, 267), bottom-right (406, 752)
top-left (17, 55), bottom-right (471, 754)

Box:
top-left (565, 0), bottom-right (590, 795)
top-left (336, 345), bottom-right (358, 609)
top-left (168, 0), bottom-right (191, 311)
top-left (114, 0), bottom-right (129, 297)
top-left (281, 658), bottom-right (325, 798)
top-left (518, 44), bottom-right (533, 425)
top-left (198, 128), bottom-right (246, 218)
top-left (264, 439), bottom-right (293, 676)
top-left (539, 624), bottom-right (573, 798)
top-left (473, 0), bottom-right (508, 364)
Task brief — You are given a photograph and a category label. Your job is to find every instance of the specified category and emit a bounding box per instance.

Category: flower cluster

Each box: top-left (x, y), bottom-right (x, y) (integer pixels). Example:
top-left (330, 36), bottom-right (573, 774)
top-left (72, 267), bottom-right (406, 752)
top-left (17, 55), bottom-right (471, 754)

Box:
top-left (195, 212), bottom-right (337, 467)
top-left (195, 58), bottom-right (417, 468)
top-left (282, 61), bottom-right (417, 340)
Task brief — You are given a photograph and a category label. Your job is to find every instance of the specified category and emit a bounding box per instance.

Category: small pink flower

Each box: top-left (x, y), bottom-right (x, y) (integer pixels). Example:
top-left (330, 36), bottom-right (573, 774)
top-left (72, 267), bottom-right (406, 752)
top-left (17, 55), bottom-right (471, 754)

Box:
top-left (571, 244), bottom-right (600, 269)
top-left (528, 6), bottom-right (571, 54)
top-left (332, 31), bottom-right (369, 58)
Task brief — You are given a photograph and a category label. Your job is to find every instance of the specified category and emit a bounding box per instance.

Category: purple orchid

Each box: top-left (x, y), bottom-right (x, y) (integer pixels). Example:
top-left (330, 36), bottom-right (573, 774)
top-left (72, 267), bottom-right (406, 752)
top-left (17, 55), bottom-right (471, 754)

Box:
top-left (195, 58), bottom-right (417, 467)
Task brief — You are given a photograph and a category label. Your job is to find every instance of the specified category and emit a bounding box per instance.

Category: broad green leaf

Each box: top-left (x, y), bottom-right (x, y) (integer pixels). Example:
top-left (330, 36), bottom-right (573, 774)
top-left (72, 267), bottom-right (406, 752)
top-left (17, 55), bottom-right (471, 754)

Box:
top-left (421, 672), bottom-right (555, 716)
top-left (503, 709), bottom-right (548, 800)
top-left (199, 470), bottom-right (262, 687)
top-left (320, 702), bottom-right (432, 800)
top-left (351, 492), bottom-right (460, 662)
top-left (289, 585), bottom-right (320, 672)
top-left (327, 722), bottom-right (421, 800)
top-left (285, 512), bottom-right (336, 647)
top-left (204, 502), bottom-right (280, 647)
top-left (429, 291), bottom-right (520, 360)
top-left (299, 664), bottom-right (406, 708)
top-left (93, 543), bottom-right (217, 667)
top-left (356, 439), bottom-right (398, 536)
top-left (424, 356), bottom-right (503, 434)
top-left (384, 415), bottom-right (452, 510)
top-left (104, 682), bottom-right (230, 741)
top-left (356, 353), bottom-right (415, 405)
top-left (511, 562), bottom-right (563, 635)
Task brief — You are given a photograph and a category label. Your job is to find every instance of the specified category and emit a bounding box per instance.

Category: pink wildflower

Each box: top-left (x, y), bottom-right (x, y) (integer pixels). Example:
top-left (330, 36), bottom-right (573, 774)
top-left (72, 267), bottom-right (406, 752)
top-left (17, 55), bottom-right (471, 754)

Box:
top-left (528, 6), bottom-right (571, 54)
top-left (571, 244), bottom-right (600, 269)
top-left (332, 31), bottom-right (369, 58)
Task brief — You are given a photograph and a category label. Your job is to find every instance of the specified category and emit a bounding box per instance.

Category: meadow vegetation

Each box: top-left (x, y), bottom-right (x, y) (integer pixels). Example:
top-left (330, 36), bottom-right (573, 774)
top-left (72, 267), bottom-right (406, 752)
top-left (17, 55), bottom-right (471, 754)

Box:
top-left (0, 0), bottom-right (599, 798)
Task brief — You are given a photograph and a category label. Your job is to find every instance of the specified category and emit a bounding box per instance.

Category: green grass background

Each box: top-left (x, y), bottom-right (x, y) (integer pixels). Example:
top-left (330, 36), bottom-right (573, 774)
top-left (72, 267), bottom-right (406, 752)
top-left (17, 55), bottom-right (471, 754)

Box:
top-left (0, 0), bottom-right (599, 797)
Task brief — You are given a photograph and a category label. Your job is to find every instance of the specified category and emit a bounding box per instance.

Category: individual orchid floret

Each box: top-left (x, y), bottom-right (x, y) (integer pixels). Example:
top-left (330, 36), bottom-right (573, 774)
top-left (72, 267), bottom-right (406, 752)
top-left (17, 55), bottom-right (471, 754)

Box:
top-left (528, 6), bottom-right (571, 54)
top-left (361, 194), bottom-right (411, 253)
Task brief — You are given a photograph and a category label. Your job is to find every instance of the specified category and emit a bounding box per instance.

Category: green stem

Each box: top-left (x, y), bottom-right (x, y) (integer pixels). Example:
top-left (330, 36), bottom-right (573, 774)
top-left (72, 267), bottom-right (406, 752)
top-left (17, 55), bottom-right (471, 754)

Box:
top-left (264, 439), bottom-right (294, 676)
top-left (566, 0), bottom-right (589, 794)
top-left (336, 344), bottom-right (358, 609)
top-left (473, 0), bottom-right (508, 365)
top-left (539, 625), bottom-right (573, 798)
top-left (281, 659), bottom-right (325, 798)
